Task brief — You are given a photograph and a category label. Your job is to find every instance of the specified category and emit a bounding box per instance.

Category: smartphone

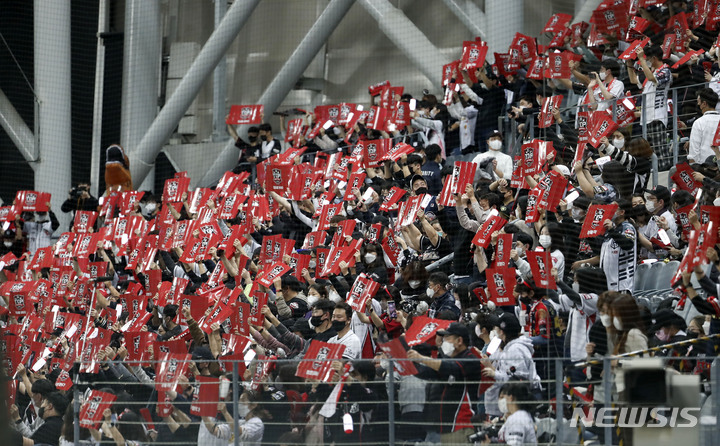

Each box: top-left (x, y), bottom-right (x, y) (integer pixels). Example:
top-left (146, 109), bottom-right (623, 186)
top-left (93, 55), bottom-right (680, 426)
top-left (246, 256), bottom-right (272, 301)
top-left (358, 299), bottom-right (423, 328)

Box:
top-left (387, 302), bottom-right (397, 318)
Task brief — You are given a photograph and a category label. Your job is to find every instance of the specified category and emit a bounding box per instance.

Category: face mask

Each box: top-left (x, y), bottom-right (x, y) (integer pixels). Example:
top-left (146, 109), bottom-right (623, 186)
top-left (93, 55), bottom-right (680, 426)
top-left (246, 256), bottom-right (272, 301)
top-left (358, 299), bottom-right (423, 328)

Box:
top-left (415, 187), bottom-right (428, 195)
top-left (488, 139), bottom-right (503, 151)
top-left (599, 71), bottom-right (607, 81)
top-left (36, 214), bottom-right (49, 222)
top-left (307, 295), bottom-right (319, 307)
top-left (539, 235), bottom-right (552, 249)
top-left (364, 253), bottom-right (377, 264)
top-left (489, 329), bottom-right (498, 341)
top-left (332, 320), bottom-right (347, 332)
top-left (437, 231), bottom-right (444, 238)
top-left (260, 135), bottom-right (268, 142)
top-left (440, 340), bottom-right (455, 356)
top-left (646, 200), bottom-right (656, 213)
top-left (248, 135), bottom-right (258, 143)
top-left (612, 138), bottom-right (625, 149)
top-left (703, 321), bottom-right (711, 334)
top-left (600, 314), bottom-right (612, 327)
top-left (613, 316), bottom-right (624, 331)
top-left (498, 397), bottom-right (509, 415)
top-left (38, 407), bottom-right (46, 419)
top-left (426, 287), bottom-right (436, 298)
top-left (3, 241), bottom-right (12, 248)
top-left (475, 325), bottom-right (483, 337)
top-left (656, 328), bottom-right (670, 342)
top-left (516, 246), bottom-right (525, 257)
top-left (308, 260), bottom-right (317, 269)
top-left (571, 208), bottom-right (583, 220)
top-left (714, 198), bottom-right (720, 207)
top-left (146, 203), bottom-right (157, 213)
top-left (572, 282), bottom-right (581, 293)
top-left (379, 359), bottom-right (390, 371)
top-left (408, 280), bottom-right (421, 289)
top-left (310, 315), bottom-right (324, 328)
top-left (237, 403), bottom-right (250, 418)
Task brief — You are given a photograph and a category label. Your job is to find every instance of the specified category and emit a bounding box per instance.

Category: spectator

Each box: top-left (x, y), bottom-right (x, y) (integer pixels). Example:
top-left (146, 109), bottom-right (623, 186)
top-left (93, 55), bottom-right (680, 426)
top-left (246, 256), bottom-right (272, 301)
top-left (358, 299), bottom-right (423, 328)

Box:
top-left (471, 130), bottom-right (513, 181)
top-left (60, 183), bottom-right (99, 231)
top-left (688, 87), bottom-right (720, 163)
top-left (328, 302), bottom-right (362, 359)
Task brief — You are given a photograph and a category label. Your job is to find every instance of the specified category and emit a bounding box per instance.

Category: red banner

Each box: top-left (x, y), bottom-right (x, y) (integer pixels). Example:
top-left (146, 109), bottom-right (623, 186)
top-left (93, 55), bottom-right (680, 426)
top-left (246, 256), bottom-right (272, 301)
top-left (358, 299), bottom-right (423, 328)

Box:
top-left (296, 340), bottom-right (346, 380)
top-left (526, 251), bottom-right (556, 289)
top-left (543, 13), bottom-right (572, 33)
top-left (405, 316), bottom-right (452, 346)
top-left (450, 161), bottom-right (477, 194)
top-left (587, 112), bottom-right (619, 148)
top-left (226, 104), bottom-right (264, 125)
top-left (580, 204), bottom-right (618, 238)
top-left (460, 40), bottom-right (488, 70)
top-left (190, 375), bottom-right (221, 417)
top-left (377, 338), bottom-right (418, 376)
top-left (346, 273), bottom-right (381, 312)
top-left (79, 390), bottom-right (117, 429)
top-left (485, 267), bottom-right (517, 306)
top-left (671, 163), bottom-right (699, 194)
top-left (472, 215), bottom-right (508, 249)
top-left (535, 170), bottom-right (568, 212)
top-left (379, 187), bottom-right (406, 212)
top-left (494, 233), bottom-right (513, 268)
top-left (539, 95), bottom-right (563, 128)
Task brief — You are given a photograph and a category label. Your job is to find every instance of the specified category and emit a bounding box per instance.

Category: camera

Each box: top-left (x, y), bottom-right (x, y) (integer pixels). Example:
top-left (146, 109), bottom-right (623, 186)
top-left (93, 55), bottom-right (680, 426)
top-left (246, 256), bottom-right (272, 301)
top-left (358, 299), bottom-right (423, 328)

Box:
top-left (468, 424), bottom-right (501, 444)
top-left (69, 185), bottom-right (88, 199)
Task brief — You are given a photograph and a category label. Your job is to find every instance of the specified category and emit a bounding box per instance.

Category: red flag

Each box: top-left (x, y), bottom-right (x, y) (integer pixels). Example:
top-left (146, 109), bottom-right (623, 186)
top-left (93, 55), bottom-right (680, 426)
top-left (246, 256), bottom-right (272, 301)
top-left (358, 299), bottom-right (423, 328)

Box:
top-left (671, 163), bottom-right (699, 194)
top-left (526, 57), bottom-right (545, 80)
top-left (494, 234), bottom-right (513, 268)
top-left (668, 12), bottom-right (689, 52)
top-left (626, 16), bottom-right (650, 40)
top-left (226, 104), bottom-right (264, 125)
top-left (587, 112), bottom-right (619, 148)
top-left (676, 204), bottom-right (695, 238)
top-left (265, 163), bottom-right (293, 194)
top-left (155, 352), bottom-right (190, 391)
top-left (442, 61), bottom-right (460, 86)
top-left (472, 215), bottom-right (508, 249)
top-left (535, 170), bottom-right (569, 212)
top-left (671, 49), bottom-right (706, 69)
top-left (15, 191), bottom-right (51, 212)
top-left (510, 33), bottom-right (537, 64)
top-left (79, 390), bottom-right (117, 429)
top-left (190, 375), bottom-right (221, 417)
top-left (485, 267), bottom-right (518, 306)
top-left (460, 40), bottom-right (488, 71)
top-left (618, 38), bottom-right (651, 61)
top-left (385, 142), bottom-right (415, 162)
top-left (615, 96), bottom-right (637, 127)
top-left (346, 273), bottom-right (381, 312)
top-left (405, 316), bottom-right (452, 346)
top-left (296, 340), bottom-right (346, 380)
top-left (377, 338), bottom-right (418, 376)
top-left (450, 161), bottom-right (477, 194)
top-left (379, 187), bottom-right (406, 212)
top-left (544, 51), bottom-right (575, 79)
top-left (248, 290), bottom-right (268, 327)
top-left (539, 95), bottom-right (563, 128)
top-left (162, 177), bottom-right (190, 203)
top-left (526, 251), bottom-right (556, 289)
top-left (73, 211), bottom-right (98, 234)
top-left (543, 13), bottom-right (572, 33)
top-left (343, 172), bottom-right (367, 201)
top-left (580, 204), bottom-right (618, 238)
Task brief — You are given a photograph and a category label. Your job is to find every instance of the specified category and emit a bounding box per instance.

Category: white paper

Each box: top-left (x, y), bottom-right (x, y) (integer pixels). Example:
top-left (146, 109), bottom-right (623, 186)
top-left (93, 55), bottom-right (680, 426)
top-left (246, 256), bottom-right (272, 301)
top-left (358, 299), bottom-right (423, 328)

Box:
top-left (486, 337), bottom-right (502, 356)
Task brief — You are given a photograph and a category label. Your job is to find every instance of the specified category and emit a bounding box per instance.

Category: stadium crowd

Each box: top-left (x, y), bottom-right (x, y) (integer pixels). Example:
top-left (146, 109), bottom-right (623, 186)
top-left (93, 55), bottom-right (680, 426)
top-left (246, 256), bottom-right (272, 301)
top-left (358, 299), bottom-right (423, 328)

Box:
top-left (5, 1), bottom-right (720, 445)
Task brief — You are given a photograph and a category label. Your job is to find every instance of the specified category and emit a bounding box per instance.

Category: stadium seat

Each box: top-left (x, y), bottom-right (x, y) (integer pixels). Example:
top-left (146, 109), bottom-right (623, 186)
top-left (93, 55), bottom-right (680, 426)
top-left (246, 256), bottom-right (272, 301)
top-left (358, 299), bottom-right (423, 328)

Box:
top-left (634, 262), bottom-right (652, 291)
top-left (659, 260), bottom-right (680, 289)
top-left (647, 261), bottom-right (666, 290)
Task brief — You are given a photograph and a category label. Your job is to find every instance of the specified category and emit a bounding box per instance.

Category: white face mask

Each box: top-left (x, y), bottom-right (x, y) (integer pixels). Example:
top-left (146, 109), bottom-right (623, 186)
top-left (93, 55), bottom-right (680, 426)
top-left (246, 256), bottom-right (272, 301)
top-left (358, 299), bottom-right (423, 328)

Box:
top-left (408, 280), bottom-right (422, 289)
top-left (146, 203), bottom-right (157, 213)
top-left (539, 235), bottom-right (552, 249)
top-left (571, 208), bottom-right (584, 220)
top-left (645, 200), bottom-right (656, 213)
top-left (440, 340), bottom-right (455, 356)
top-left (364, 253), bottom-right (377, 264)
top-left (3, 241), bottom-right (12, 248)
top-left (498, 397), bottom-right (509, 414)
top-left (613, 316), bottom-right (624, 331)
top-left (475, 325), bottom-right (483, 338)
top-left (516, 246), bottom-right (525, 258)
top-left (714, 198), bottom-right (720, 207)
top-left (572, 282), bottom-right (581, 293)
top-left (703, 321), bottom-right (711, 334)
top-left (612, 138), bottom-right (624, 149)
top-left (600, 314), bottom-right (612, 327)
top-left (309, 260), bottom-right (317, 268)
top-left (426, 287), bottom-right (436, 298)
top-left (307, 295), bottom-right (319, 307)
top-left (515, 208), bottom-right (522, 220)
top-left (489, 329), bottom-right (498, 341)
top-left (237, 402), bottom-right (250, 418)
top-left (379, 359), bottom-right (390, 371)
top-left (488, 139), bottom-right (503, 151)
top-left (599, 71), bottom-right (607, 81)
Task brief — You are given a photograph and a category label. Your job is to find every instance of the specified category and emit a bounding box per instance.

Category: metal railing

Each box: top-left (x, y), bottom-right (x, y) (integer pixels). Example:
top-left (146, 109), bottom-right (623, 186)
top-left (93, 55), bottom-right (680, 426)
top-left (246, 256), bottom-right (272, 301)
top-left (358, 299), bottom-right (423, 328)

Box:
top-left (60, 349), bottom-right (720, 446)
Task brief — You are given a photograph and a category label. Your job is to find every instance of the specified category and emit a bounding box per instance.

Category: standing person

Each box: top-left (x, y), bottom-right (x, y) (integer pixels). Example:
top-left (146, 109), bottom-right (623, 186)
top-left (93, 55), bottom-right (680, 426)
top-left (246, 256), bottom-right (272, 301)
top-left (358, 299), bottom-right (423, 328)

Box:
top-left (599, 200), bottom-right (638, 293)
top-left (471, 67), bottom-right (505, 153)
top-left (597, 134), bottom-right (654, 195)
top-left (328, 302), bottom-right (362, 360)
top-left (21, 203), bottom-right (59, 255)
top-left (13, 391), bottom-right (68, 446)
top-left (627, 45), bottom-right (673, 170)
top-left (688, 88), bottom-right (720, 164)
top-left (426, 272), bottom-right (461, 320)
top-left (60, 183), bottom-right (99, 231)
top-left (227, 124), bottom-right (260, 173)
top-left (471, 130), bottom-right (513, 180)
top-left (407, 322), bottom-right (480, 444)
top-left (421, 144), bottom-right (444, 195)
top-left (258, 123), bottom-right (282, 161)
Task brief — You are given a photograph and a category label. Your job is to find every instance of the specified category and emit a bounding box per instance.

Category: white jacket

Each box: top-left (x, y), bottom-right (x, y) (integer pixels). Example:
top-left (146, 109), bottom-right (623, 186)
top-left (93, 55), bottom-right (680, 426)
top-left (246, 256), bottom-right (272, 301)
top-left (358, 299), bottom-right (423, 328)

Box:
top-left (485, 336), bottom-right (541, 416)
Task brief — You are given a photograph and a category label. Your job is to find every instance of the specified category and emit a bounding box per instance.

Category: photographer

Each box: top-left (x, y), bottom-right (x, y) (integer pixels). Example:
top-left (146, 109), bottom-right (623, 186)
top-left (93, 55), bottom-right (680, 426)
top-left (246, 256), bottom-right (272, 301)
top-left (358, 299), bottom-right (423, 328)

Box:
top-left (481, 381), bottom-right (537, 445)
top-left (60, 183), bottom-right (99, 230)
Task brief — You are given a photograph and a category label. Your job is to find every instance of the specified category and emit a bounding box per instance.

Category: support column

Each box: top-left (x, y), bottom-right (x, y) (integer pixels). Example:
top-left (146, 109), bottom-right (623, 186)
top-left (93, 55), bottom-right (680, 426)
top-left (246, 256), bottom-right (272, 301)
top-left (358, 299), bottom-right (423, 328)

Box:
top-left (212, 0), bottom-right (228, 142)
top-left (121, 0), bottom-right (161, 192)
top-left (485, 1), bottom-right (523, 58)
top-left (34, 0), bottom-right (72, 230)
top-left (130, 0), bottom-right (261, 187)
top-left (441, 0), bottom-right (485, 40)
top-left (359, 0), bottom-right (450, 86)
top-left (573, 0), bottom-right (603, 24)
top-left (464, 0), bottom-right (487, 35)
top-left (90, 0), bottom-right (110, 198)
top-left (200, 0), bottom-right (356, 186)
top-left (0, 89), bottom-right (36, 169)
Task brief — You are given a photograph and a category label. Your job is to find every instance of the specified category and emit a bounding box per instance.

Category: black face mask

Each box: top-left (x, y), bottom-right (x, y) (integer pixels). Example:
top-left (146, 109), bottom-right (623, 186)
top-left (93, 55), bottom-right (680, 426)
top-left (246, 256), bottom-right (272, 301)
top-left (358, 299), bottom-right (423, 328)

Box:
top-left (332, 320), bottom-right (347, 332)
top-left (310, 315), bottom-right (325, 327)
top-left (260, 135), bottom-right (268, 142)
top-left (519, 296), bottom-right (533, 306)
top-left (415, 187), bottom-right (428, 195)
top-left (687, 331), bottom-right (699, 339)
top-left (38, 407), bottom-right (45, 419)
top-left (248, 135), bottom-right (258, 143)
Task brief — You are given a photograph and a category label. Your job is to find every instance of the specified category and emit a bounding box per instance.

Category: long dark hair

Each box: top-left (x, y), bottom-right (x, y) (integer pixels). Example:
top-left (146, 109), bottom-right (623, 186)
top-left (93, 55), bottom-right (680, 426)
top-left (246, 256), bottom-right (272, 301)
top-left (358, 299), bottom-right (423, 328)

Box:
top-left (601, 160), bottom-right (634, 200)
top-left (610, 293), bottom-right (646, 354)
top-left (117, 411), bottom-right (148, 443)
top-left (499, 380), bottom-right (537, 419)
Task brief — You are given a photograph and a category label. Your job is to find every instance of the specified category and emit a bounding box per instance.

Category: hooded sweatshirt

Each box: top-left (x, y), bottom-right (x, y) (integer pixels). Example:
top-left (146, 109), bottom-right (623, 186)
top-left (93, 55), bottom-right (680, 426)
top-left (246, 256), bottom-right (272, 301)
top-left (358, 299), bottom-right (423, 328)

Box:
top-left (484, 336), bottom-right (541, 416)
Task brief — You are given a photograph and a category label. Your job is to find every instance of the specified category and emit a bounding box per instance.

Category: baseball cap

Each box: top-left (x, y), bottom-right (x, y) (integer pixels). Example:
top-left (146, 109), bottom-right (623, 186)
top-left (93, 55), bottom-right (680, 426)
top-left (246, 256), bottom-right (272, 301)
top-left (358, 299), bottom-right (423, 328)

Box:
top-left (191, 346), bottom-right (215, 361)
top-left (411, 174), bottom-right (427, 188)
top-left (497, 313), bottom-right (521, 337)
top-left (437, 322), bottom-right (470, 345)
top-left (645, 185), bottom-right (671, 204)
top-left (650, 309), bottom-right (686, 333)
top-left (555, 165), bottom-right (571, 177)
